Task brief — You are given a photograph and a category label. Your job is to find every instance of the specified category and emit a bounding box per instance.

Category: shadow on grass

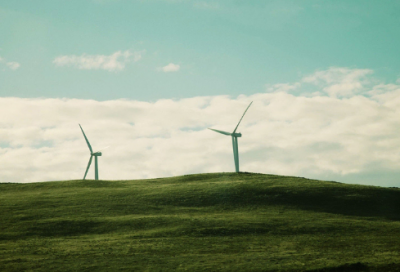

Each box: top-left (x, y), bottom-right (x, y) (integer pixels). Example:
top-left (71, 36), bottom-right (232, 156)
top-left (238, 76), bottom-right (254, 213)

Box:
top-left (308, 262), bottom-right (400, 272)
top-left (264, 185), bottom-right (400, 221)
top-left (26, 220), bottom-right (104, 237)
top-left (192, 226), bottom-right (278, 237)
top-left (150, 174), bottom-right (400, 221)
top-left (308, 262), bottom-right (369, 271)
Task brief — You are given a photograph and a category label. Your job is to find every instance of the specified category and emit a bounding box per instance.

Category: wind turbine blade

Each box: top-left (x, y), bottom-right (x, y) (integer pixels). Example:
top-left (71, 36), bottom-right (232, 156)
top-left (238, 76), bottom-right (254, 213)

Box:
top-left (232, 101), bottom-right (253, 133)
top-left (208, 128), bottom-right (232, 136)
top-left (83, 155), bottom-right (93, 180)
top-left (79, 124), bottom-right (93, 153)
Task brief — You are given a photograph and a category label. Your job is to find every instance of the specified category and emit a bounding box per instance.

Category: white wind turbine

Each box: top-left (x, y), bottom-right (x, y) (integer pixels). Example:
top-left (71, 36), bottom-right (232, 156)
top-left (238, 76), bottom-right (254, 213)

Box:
top-left (79, 124), bottom-right (108, 180)
top-left (208, 101), bottom-right (253, 173)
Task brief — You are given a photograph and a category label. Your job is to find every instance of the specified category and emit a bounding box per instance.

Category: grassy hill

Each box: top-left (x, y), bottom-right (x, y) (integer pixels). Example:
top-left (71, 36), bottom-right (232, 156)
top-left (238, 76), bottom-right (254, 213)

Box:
top-left (1, 172), bottom-right (400, 271)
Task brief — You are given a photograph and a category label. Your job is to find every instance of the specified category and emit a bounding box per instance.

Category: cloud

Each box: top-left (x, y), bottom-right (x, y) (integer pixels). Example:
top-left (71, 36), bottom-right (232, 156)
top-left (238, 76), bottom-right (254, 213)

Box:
top-left (132, 51), bottom-right (144, 62)
top-left (1, 67), bottom-right (400, 186)
top-left (53, 50), bottom-right (144, 72)
top-left (6, 62), bottom-right (20, 70)
top-left (302, 67), bottom-right (373, 98)
top-left (266, 83), bottom-right (300, 93)
top-left (159, 63), bottom-right (180, 72)
top-left (0, 56), bottom-right (20, 71)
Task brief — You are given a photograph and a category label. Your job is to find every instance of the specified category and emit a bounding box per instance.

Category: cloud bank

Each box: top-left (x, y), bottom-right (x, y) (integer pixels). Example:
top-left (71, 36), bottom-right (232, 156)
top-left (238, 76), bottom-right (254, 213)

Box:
top-left (1, 67), bottom-right (400, 186)
top-left (53, 50), bottom-right (144, 71)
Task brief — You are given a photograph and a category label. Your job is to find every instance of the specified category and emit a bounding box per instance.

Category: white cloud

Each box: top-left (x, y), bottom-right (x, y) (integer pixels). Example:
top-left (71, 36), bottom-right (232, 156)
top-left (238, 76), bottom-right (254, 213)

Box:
top-left (302, 67), bottom-right (373, 98)
top-left (133, 50), bottom-right (145, 62)
top-left (160, 63), bottom-right (180, 72)
top-left (0, 56), bottom-right (20, 71)
top-left (53, 50), bottom-right (143, 72)
top-left (6, 62), bottom-right (20, 70)
top-left (266, 83), bottom-right (300, 93)
top-left (1, 67), bottom-right (400, 186)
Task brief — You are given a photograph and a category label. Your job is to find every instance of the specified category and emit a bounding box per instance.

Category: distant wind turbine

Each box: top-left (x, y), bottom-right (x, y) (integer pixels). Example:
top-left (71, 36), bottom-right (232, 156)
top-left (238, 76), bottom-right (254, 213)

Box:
top-left (208, 101), bottom-right (253, 173)
top-left (79, 124), bottom-right (108, 180)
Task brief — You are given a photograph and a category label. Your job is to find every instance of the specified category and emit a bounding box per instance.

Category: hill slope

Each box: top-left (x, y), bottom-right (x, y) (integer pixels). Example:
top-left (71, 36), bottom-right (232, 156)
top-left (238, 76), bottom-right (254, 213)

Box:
top-left (1, 172), bottom-right (400, 271)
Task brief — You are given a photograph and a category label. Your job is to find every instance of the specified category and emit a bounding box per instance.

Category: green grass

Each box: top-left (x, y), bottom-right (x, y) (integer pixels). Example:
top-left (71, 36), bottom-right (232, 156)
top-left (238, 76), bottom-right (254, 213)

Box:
top-left (1, 172), bottom-right (400, 271)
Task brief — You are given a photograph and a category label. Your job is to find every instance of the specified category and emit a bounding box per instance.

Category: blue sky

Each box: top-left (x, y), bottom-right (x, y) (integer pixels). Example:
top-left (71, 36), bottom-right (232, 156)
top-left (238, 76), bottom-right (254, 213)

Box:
top-left (1, 1), bottom-right (400, 186)
top-left (2, 0), bottom-right (400, 100)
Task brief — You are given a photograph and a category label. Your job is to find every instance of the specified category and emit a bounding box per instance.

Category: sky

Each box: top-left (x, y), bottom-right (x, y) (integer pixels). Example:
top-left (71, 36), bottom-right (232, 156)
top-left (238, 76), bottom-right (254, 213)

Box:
top-left (1, 0), bottom-right (400, 186)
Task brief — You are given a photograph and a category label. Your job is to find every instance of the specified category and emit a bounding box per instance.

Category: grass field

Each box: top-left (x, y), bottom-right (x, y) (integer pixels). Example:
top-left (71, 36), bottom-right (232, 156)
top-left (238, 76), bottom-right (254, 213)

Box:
top-left (1, 172), bottom-right (400, 271)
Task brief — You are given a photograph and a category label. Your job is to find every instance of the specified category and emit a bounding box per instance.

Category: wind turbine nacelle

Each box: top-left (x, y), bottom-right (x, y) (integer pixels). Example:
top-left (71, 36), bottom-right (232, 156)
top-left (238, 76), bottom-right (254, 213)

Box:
top-left (93, 152), bottom-right (102, 156)
top-left (232, 133), bottom-right (242, 137)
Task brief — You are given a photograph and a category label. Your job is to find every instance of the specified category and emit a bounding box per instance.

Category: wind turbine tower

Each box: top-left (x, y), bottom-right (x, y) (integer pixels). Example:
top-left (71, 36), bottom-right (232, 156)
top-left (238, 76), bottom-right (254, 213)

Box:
top-left (208, 101), bottom-right (253, 173)
top-left (79, 124), bottom-right (106, 180)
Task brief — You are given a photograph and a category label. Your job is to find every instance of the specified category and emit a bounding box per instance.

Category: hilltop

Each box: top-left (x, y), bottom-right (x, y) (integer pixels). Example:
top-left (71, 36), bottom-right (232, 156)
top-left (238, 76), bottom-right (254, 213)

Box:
top-left (1, 172), bottom-right (400, 271)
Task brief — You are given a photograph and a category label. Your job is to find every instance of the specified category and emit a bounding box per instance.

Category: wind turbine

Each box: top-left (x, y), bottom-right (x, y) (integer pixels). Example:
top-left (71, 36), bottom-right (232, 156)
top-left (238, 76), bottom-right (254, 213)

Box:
top-left (79, 124), bottom-right (107, 180)
top-left (208, 101), bottom-right (253, 173)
